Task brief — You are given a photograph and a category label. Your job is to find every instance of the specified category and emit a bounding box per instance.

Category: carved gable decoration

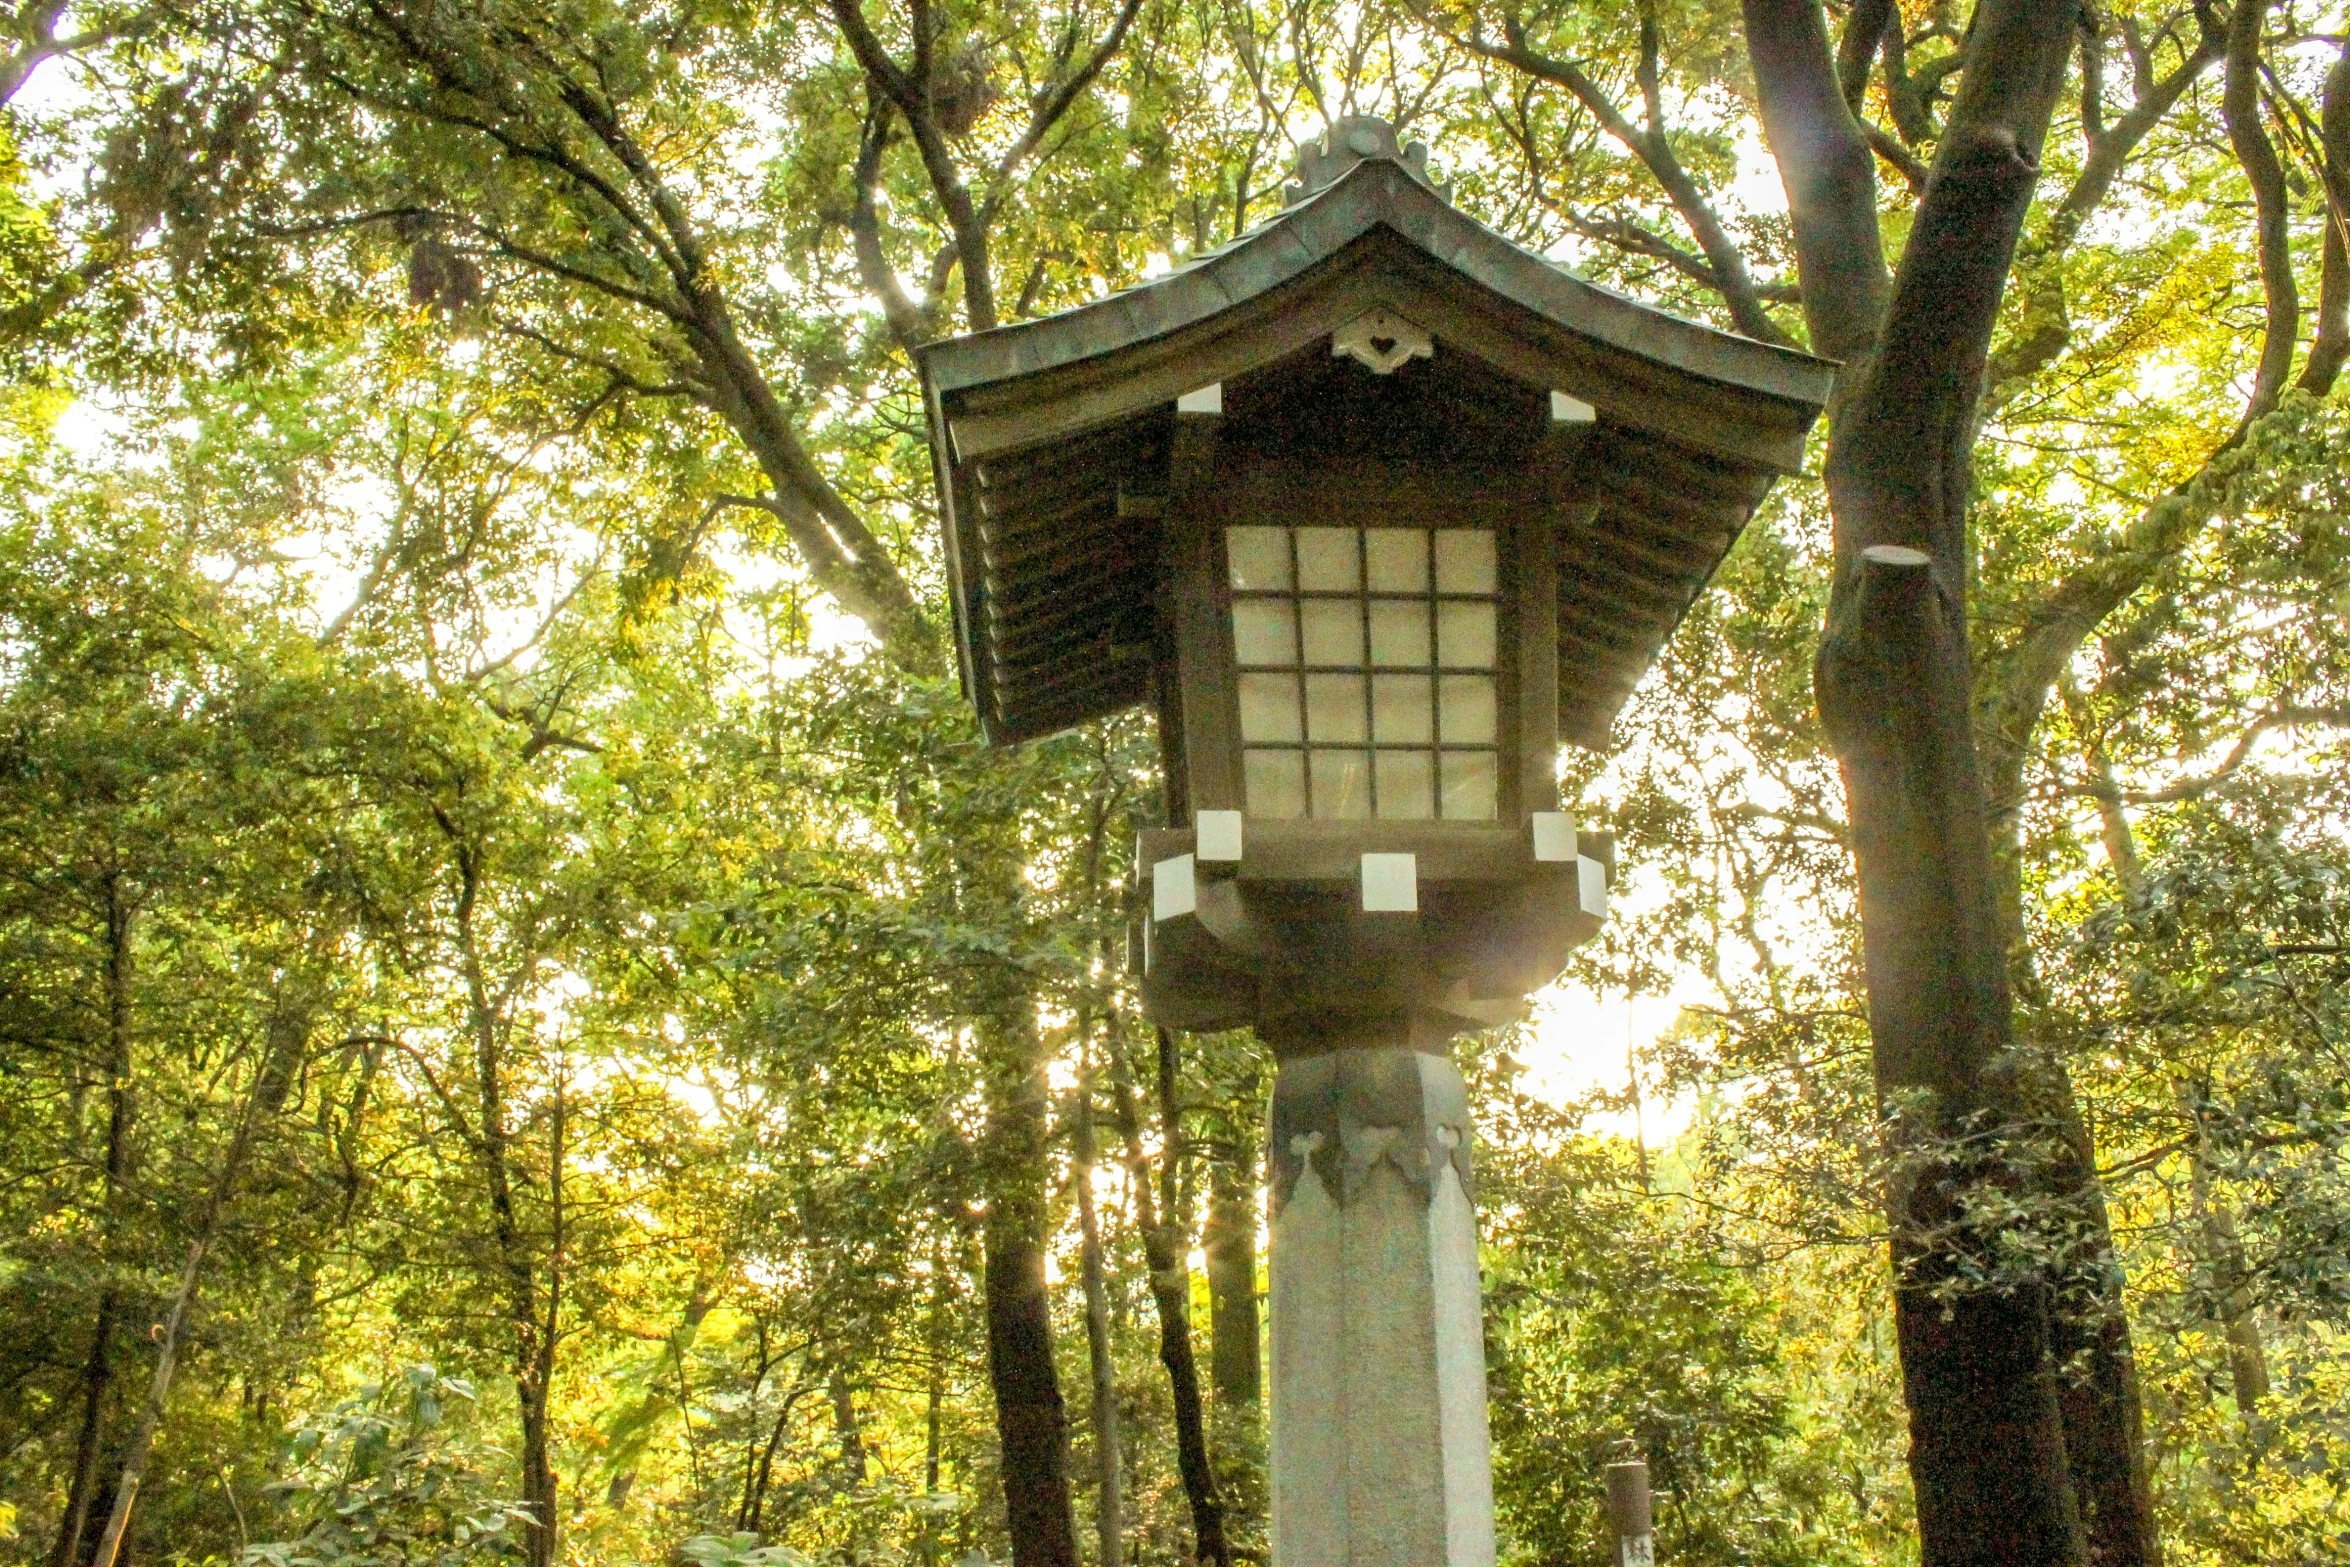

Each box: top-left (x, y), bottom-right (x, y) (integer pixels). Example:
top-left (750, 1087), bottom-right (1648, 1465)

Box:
top-left (1332, 308), bottom-right (1435, 374)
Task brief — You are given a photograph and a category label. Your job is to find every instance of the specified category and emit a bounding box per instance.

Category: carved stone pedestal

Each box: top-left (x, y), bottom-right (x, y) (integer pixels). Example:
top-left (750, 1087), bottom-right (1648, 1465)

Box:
top-left (1268, 1046), bottom-right (1495, 1567)
top-left (1132, 819), bottom-right (1607, 1566)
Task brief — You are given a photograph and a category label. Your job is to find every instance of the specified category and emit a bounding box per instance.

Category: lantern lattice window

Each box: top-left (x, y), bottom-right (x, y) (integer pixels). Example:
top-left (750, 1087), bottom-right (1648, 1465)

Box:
top-left (1227, 523), bottom-right (1500, 821)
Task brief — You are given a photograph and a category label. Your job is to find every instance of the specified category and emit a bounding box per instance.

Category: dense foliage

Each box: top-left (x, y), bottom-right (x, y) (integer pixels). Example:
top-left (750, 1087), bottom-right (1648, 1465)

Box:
top-left (0, 0), bottom-right (2344, 1561)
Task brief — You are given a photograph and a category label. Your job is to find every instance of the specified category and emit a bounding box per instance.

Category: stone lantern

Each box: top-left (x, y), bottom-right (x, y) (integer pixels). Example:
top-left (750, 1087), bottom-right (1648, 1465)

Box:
top-left (918, 118), bottom-right (1831, 1565)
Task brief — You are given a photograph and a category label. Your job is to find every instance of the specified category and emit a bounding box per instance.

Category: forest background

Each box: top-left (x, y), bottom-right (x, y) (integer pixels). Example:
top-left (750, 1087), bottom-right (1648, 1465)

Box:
top-left (0, 0), bottom-right (2346, 1560)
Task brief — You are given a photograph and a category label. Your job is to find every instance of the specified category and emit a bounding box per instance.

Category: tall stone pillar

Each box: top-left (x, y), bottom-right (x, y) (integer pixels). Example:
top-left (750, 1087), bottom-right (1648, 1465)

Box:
top-left (1267, 1046), bottom-right (1495, 1567)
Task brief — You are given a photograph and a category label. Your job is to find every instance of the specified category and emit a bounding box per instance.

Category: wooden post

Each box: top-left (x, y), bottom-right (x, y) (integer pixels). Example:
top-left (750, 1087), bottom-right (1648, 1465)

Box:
top-left (1604, 1454), bottom-right (1655, 1567)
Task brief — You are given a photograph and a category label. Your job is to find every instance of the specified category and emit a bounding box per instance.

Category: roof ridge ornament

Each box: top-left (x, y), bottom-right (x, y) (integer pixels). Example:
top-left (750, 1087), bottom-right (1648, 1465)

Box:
top-left (1284, 115), bottom-right (1452, 206)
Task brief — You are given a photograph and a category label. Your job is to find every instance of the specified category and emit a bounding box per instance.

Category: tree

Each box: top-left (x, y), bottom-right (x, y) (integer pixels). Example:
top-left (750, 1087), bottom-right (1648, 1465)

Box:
top-left (7, 1), bottom-right (2350, 1562)
top-left (1422, 0), bottom-right (2350, 1550)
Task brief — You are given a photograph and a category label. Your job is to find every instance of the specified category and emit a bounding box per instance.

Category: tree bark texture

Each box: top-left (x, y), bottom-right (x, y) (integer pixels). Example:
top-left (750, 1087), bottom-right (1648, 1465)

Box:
top-left (1743, 0), bottom-right (1890, 367)
top-left (1776, 0), bottom-right (2110, 1550)
top-left (978, 1003), bottom-right (1081, 1567)
top-left (1819, 552), bottom-right (2084, 1566)
top-left (2040, 1119), bottom-right (2158, 1567)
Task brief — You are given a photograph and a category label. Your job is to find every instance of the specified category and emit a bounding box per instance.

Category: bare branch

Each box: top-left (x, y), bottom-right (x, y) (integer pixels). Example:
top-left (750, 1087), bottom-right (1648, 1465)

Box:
top-left (2298, 43), bottom-right (2350, 393)
top-left (1986, 9), bottom-right (2224, 401)
top-left (1836, 0), bottom-right (1896, 108)
top-left (829, 0), bottom-right (999, 329)
top-left (1863, 116), bottom-right (1931, 191)
top-left (980, 0), bottom-right (1149, 228)
top-left (0, 0), bottom-right (151, 105)
top-left (2061, 704), bottom-right (2350, 807)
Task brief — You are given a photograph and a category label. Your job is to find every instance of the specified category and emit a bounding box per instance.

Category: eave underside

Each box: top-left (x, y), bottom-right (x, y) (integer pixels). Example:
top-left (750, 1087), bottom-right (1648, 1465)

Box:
top-left (1557, 424), bottom-right (1774, 748)
top-left (962, 412), bottom-right (1174, 744)
top-left (958, 401), bottom-right (1776, 751)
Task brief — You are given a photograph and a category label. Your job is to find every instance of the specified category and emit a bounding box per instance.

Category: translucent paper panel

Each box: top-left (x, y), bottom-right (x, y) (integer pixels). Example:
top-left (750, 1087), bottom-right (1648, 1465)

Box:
top-left (1304, 674), bottom-right (1368, 742)
top-left (1229, 521), bottom-right (1505, 824)
top-left (1228, 526), bottom-right (1292, 591)
top-left (1295, 528), bottom-right (1361, 592)
top-left (1440, 750), bottom-right (1498, 820)
top-left (1365, 529), bottom-right (1430, 593)
top-left (1437, 601), bottom-right (1497, 668)
top-left (1434, 530), bottom-right (1498, 594)
top-left (1300, 600), bottom-right (1363, 666)
top-left (1439, 674), bottom-right (1497, 745)
top-left (1244, 749), bottom-right (1306, 818)
top-left (1238, 672), bottom-right (1302, 743)
top-left (1370, 674), bottom-right (1434, 744)
top-left (1368, 600), bottom-right (1431, 667)
top-left (1309, 749), bottom-right (1372, 818)
top-left (1375, 750), bottom-right (1436, 819)
top-left (1232, 599), bottom-right (1299, 666)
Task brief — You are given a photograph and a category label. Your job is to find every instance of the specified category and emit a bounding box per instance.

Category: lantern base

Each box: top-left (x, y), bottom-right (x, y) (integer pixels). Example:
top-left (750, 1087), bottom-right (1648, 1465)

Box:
top-left (1268, 1046), bottom-right (1496, 1567)
top-left (1133, 818), bottom-right (1610, 1041)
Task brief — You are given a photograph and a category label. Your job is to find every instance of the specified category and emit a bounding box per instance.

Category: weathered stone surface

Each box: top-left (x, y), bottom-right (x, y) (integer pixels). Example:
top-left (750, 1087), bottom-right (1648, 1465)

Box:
top-left (1268, 1048), bottom-right (1495, 1566)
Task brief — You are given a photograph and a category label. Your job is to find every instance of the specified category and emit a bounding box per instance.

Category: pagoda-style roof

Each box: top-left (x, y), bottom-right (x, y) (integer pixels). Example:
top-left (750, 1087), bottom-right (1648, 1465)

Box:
top-left (917, 122), bottom-right (1835, 749)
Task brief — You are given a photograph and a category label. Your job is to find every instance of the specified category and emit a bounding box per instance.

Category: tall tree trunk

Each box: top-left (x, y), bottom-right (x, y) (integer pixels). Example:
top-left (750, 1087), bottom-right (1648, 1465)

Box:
top-left (51, 879), bottom-right (137, 1567)
top-left (830, 1364), bottom-right (869, 1484)
top-left (1073, 1083), bottom-right (1124, 1567)
top-left (1107, 1030), bottom-right (1230, 1567)
top-left (2178, 1084), bottom-right (2270, 1421)
top-left (87, 1245), bottom-right (198, 1567)
top-left (1982, 751), bottom-right (2159, 1565)
top-left (2040, 1125), bottom-right (2158, 1567)
top-left (50, 1294), bottom-right (120, 1567)
top-left (1203, 1118), bottom-right (1261, 1420)
top-left (922, 1253), bottom-right (950, 1567)
top-left (977, 997), bottom-right (1080, 1567)
top-left (1804, 0), bottom-right (2089, 1555)
top-left (452, 856), bottom-right (558, 1567)
top-left (89, 986), bottom-right (310, 1567)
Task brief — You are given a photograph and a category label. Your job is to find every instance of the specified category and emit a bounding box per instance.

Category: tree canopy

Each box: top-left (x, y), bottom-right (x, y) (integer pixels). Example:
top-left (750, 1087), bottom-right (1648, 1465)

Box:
top-left (1, 0), bottom-right (2347, 1562)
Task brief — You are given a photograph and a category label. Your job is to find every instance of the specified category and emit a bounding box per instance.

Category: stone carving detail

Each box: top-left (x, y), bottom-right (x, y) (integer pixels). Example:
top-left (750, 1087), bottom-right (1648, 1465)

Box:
top-left (1333, 308), bottom-right (1435, 374)
top-left (1284, 114), bottom-right (1452, 206)
top-left (1270, 1048), bottom-right (1474, 1213)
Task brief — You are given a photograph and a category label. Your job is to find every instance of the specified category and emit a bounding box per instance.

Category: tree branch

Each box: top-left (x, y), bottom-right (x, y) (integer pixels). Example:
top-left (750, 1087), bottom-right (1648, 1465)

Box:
top-left (1742, 0), bottom-right (1891, 365)
top-left (0, 0), bottom-right (150, 105)
top-left (2297, 43), bottom-right (2350, 392)
top-left (849, 100), bottom-right (931, 354)
top-left (1442, 11), bottom-right (1796, 345)
top-left (1985, 11), bottom-right (2224, 401)
top-left (2062, 704), bottom-right (2350, 806)
top-left (829, 0), bottom-right (999, 330)
top-left (979, 0), bottom-right (1149, 230)
top-left (2220, 0), bottom-right (2298, 424)
top-left (1836, 0), bottom-right (1896, 108)
top-left (1863, 115), bottom-right (1932, 190)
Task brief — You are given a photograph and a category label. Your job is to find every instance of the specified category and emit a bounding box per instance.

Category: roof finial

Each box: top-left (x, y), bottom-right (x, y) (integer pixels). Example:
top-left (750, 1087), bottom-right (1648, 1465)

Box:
top-left (1284, 115), bottom-right (1452, 206)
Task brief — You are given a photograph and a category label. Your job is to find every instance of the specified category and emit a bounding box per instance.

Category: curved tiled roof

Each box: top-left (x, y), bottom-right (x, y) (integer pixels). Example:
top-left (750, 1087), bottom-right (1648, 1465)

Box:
top-left (917, 144), bottom-right (1834, 748)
